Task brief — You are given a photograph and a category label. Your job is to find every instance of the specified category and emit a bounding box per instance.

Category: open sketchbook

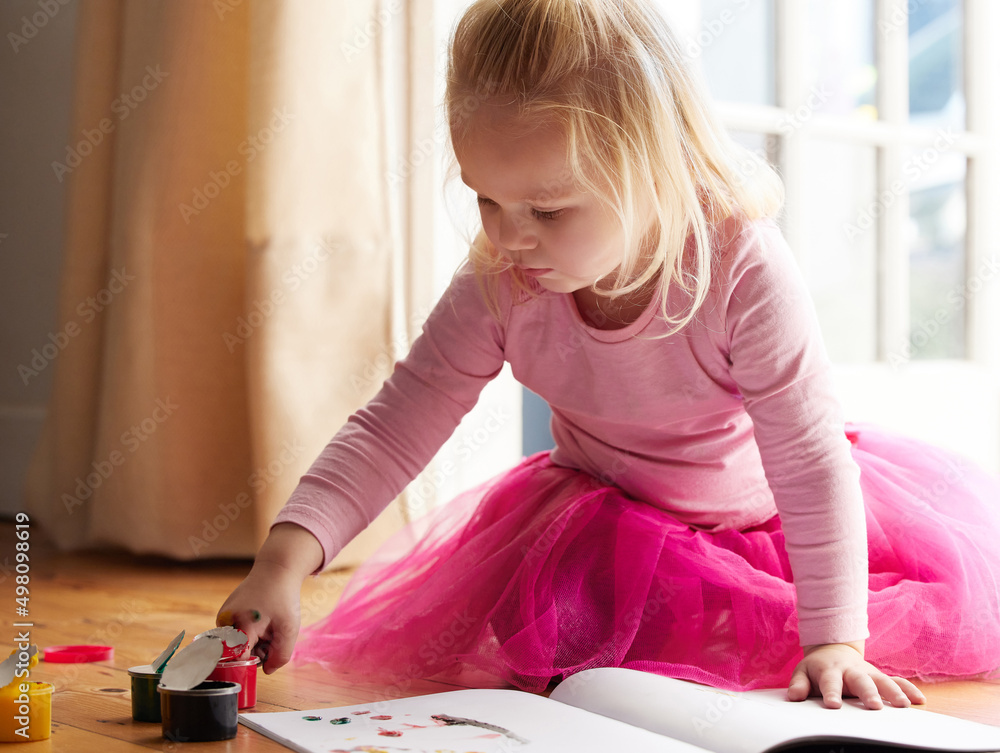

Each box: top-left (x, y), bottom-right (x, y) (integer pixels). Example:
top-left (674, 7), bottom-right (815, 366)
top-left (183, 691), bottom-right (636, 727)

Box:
top-left (239, 666), bottom-right (1000, 753)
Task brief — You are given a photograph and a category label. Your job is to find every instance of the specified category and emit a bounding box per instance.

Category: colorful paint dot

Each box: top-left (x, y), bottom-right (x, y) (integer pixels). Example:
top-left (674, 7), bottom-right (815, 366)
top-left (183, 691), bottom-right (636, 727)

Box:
top-left (330, 717), bottom-right (351, 725)
top-left (370, 715), bottom-right (392, 720)
top-left (302, 715), bottom-right (322, 721)
top-left (377, 728), bottom-right (402, 737)
top-left (251, 609), bottom-right (262, 622)
top-left (351, 710), bottom-right (371, 715)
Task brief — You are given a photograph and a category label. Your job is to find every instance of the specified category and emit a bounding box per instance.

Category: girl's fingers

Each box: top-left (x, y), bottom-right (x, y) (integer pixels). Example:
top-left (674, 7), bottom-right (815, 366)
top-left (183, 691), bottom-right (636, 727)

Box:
top-left (886, 675), bottom-right (926, 705)
top-left (217, 607), bottom-right (271, 657)
top-left (843, 669), bottom-right (883, 710)
top-left (261, 618), bottom-right (298, 673)
top-left (786, 667), bottom-right (812, 702)
top-left (817, 669), bottom-right (846, 709)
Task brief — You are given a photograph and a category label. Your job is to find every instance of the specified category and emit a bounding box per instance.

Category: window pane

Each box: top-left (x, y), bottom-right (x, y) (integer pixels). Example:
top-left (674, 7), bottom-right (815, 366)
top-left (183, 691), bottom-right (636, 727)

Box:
top-left (908, 0), bottom-right (965, 130)
top-left (697, 0), bottom-right (775, 106)
top-left (805, 0), bottom-right (877, 120)
top-left (805, 141), bottom-right (879, 362)
top-left (907, 154), bottom-right (967, 360)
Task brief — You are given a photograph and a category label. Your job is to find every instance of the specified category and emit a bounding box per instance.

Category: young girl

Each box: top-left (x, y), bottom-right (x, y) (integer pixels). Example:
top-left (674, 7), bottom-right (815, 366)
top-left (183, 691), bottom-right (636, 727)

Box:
top-left (219, 0), bottom-right (1000, 709)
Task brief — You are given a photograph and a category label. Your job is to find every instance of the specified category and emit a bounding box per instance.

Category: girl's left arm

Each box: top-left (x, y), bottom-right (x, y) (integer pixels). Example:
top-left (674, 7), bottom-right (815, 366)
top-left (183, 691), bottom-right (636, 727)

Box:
top-left (725, 221), bottom-right (924, 709)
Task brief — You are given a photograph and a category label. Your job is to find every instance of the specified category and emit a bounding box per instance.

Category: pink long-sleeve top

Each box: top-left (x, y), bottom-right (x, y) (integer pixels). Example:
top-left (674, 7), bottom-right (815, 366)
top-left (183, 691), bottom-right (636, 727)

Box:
top-left (275, 216), bottom-right (869, 647)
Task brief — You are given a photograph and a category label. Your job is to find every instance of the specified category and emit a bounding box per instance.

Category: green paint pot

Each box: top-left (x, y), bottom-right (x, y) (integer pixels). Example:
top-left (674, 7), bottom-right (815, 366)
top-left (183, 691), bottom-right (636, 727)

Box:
top-left (128, 664), bottom-right (162, 723)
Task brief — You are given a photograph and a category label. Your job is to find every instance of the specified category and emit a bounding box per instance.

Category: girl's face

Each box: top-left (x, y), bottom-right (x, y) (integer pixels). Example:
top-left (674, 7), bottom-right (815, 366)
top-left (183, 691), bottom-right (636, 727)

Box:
top-left (453, 104), bottom-right (637, 295)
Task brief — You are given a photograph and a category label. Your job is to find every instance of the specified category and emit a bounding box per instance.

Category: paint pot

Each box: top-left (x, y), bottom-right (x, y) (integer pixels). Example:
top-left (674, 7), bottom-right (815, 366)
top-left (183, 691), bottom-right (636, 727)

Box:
top-left (158, 680), bottom-right (240, 742)
top-left (207, 654), bottom-right (259, 709)
top-left (128, 664), bottom-right (162, 722)
top-left (0, 681), bottom-right (54, 742)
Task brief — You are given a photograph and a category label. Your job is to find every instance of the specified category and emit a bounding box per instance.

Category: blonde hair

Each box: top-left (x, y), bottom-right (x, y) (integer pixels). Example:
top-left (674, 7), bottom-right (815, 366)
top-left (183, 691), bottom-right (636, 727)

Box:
top-left (445, 0), bottom-right (784, 331)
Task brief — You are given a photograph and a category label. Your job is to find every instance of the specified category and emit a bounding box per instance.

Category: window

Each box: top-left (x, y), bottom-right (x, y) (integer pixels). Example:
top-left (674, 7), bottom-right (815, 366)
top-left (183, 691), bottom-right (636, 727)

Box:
top-left (676, 0), bottom-right (1000, 470)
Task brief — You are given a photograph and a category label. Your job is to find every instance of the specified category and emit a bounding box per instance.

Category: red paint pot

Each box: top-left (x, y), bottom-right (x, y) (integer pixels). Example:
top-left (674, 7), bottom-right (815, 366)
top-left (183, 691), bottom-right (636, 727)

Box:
top-left (207, 654), bottom-right (259, 709)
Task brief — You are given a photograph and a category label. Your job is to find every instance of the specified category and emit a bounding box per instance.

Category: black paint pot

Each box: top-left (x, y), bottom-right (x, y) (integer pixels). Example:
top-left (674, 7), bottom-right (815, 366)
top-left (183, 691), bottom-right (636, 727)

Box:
top-left (127, 665), bottom-right (162, 723)
top-left (158, 680), bottom-right (241, 742)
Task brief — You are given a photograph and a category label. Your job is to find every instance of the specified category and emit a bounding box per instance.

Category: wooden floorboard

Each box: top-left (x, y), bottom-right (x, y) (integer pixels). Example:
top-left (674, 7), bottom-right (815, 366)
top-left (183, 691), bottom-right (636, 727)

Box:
top-left (3, 522), bottom-right (997, 751)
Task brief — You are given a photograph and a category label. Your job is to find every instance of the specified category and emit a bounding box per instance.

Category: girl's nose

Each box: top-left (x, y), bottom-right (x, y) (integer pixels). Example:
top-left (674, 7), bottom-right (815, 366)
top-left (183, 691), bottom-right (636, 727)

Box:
top-left (496, 210), bottom-right (536, 253)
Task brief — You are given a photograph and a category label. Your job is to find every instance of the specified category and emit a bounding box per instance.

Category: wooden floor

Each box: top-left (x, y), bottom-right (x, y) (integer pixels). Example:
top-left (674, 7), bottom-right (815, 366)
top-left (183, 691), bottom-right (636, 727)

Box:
top-left (4, 521), bottom-right (999, 751)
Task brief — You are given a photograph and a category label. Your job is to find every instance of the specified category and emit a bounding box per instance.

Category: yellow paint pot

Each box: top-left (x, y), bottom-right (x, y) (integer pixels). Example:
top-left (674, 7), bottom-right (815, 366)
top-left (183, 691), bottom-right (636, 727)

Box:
top-left (0, 681), bottom-right (54, 741)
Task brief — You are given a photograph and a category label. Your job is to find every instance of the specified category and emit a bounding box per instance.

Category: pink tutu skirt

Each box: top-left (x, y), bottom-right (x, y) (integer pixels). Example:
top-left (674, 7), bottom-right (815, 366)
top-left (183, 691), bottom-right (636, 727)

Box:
top-left (292, 424), bottom-right (1000, 693)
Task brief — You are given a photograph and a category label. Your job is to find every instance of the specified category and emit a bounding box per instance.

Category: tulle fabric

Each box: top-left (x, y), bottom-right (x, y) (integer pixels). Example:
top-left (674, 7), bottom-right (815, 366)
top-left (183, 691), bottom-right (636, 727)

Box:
top-left (292, 424), bottom-right (1000, 692)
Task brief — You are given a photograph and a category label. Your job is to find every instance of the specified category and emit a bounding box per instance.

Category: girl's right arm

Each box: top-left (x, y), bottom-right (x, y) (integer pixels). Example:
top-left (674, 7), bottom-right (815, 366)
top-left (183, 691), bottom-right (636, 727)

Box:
top-left (217, 265), bottom-right (510, 673)
top-left (216, 522), bottom-right (324, 674)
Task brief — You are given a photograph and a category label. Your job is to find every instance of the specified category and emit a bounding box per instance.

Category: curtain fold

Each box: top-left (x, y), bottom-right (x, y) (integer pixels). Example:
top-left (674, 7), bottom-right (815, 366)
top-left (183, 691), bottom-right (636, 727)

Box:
top-left (26, 0), bottom-right (409, 567)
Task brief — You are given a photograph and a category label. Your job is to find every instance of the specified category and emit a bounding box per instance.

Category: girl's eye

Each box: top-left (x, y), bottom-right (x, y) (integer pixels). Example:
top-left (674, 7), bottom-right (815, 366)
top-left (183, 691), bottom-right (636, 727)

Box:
top-left (476, 196), bottom-right (564, 222)
top-left (532, 208), bottom-right (564, 221)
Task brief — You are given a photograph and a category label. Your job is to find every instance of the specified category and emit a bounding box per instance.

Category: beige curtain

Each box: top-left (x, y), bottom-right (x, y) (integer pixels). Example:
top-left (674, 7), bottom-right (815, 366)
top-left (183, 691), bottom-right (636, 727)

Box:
top-left (26, 0), bottom-right (415, 567)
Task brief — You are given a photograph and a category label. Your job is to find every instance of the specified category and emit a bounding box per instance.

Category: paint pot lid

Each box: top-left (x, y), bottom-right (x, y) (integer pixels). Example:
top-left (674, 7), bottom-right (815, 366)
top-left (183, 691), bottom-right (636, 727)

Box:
top-left (151, 630), bottom-right (185, 673)
top-left (193, 626), bottom-right (248, 660)
top-left (127, 664), bottom-right (161, 678)
top-left (158, 635), bottom-right (224, 691)
top-left (0, 645), bottom-right (37, 687)
top-left (43, 645), bottom-right (114, 663)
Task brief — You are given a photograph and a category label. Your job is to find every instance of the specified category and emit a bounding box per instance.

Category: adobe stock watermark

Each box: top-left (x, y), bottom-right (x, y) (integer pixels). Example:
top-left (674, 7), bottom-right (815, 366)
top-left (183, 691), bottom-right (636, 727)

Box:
top-left (349, 304), bottom-right (434, 396)
top-left (402, 404), bottom-right (512, 520)
top-left (47, 598), bottom-right (154, 690)
top-left (362, 606), bottom-right (488, 706)
top-left (387, 90), bottom-right (487, 188)
top-left (340, 0), bottom-right (402, 62)
top-left (188, 438), bottom-right (306, 555)
top-left (879, 0), bottom-right (931, 39)
top-left (221, 236), bottom-right (345, 352)
top-left (61, 396), bottom-right (180, 514)
top-left (51, 65), bottom-right (169, 183)
top-left (178, 106), bottom-right (294, 224)
top-left (17, 267), bottom-right (135, 386)
top-left (6, 0), bottom-right (72, 54)
top-left (777, 85), bottom-right (833, 136)
top-left (886, 255), bottom-right (999, 368)
top-left (843, 127), bottom-right (957, 241)
top-left (684, 0), bottom-right (750, 58)
top-left (213, 0), bottom-right (243, 20)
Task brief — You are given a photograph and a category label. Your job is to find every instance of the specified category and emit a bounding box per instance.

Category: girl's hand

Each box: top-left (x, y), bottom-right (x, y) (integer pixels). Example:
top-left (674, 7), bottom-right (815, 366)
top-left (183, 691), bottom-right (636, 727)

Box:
top-left (216, 562), bottom-right (303, 674)
top-left (216, 523), bottom-right (324, 674)
top-left (787, 641), bottom-right (926, 710)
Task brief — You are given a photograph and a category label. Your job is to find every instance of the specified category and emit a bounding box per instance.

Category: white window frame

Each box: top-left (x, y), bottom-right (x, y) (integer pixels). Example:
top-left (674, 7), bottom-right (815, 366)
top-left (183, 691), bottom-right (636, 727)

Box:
top-left (672, 0), bottom-right (1000, 471)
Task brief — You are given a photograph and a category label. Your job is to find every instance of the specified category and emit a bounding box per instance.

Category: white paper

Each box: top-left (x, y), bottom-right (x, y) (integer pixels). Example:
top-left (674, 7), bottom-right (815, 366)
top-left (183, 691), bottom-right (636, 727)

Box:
top-left (551, 667), bottom-right (1000, 753)
top-left (240, 687), bottom-right (713, 753)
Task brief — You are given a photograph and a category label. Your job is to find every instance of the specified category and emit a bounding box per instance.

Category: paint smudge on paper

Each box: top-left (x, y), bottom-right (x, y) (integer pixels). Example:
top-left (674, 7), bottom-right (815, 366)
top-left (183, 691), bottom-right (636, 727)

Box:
top-left (370, 715), bottom-right (392, 720)
top-left (377, 728), bottom-right (402, 737)
top-left (302, 715), bottom-right (322, 721)
top-left (351, 710), bottom-right (371, 715)
top-left (330, 716), bottom-right (351, 725)
top-left (431, 714), bottom-right (529, 745)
